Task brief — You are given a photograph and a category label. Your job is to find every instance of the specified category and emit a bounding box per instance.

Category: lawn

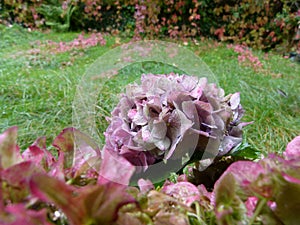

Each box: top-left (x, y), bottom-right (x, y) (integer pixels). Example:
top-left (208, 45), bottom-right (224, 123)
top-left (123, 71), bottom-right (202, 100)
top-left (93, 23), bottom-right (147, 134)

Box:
top-left (0, 24), bottom-right (299, 156)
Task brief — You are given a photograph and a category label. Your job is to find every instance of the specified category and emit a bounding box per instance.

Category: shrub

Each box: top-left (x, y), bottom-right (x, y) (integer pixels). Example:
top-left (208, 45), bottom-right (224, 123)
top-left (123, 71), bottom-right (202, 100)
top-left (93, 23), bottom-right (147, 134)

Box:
top-left (36, 0), bottom-right (76, 32)
top-left (1, 0), bottom-right (44, 27)
top-left (212, 0), bottom-right (300, 50)
top-left (1, 0), bottom-right (299, 50)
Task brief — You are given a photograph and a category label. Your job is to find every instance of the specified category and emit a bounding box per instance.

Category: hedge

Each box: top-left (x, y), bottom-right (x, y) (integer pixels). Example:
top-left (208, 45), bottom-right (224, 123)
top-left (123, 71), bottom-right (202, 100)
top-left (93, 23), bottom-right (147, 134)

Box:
top-left (1, 0), bottom-right (299, 50)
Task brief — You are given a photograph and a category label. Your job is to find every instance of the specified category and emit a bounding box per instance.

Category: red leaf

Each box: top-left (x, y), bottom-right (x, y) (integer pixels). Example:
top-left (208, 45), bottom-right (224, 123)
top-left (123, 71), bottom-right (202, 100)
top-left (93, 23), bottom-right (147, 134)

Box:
top-left (30, 174), bottom-right (136, 225)
top-left (22, 136), bottom-right (55, 170)
top-left (52, 128), bottom-right (101, 177)
top-left (30, 174), bottom-right (85, 225)
top-left (214, 27), bottom-right (225, 41)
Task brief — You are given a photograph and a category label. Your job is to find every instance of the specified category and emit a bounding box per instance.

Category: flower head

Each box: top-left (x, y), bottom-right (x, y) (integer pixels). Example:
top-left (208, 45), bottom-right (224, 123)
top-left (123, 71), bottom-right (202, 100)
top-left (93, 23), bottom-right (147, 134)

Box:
top-left (103, 73), bottom-right (247, 172)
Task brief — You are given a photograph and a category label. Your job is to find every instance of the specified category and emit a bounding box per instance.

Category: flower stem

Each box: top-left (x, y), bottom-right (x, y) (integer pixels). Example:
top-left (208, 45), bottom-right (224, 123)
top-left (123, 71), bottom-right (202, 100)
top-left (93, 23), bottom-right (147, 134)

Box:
top-left (249, 198), bottom-right (267, 225)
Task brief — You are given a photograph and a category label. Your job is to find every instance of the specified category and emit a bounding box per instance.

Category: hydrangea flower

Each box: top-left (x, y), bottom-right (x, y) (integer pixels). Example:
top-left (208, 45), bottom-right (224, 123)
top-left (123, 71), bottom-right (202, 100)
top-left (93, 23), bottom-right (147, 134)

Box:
top-left (103, 73), bottom-right (248, 171)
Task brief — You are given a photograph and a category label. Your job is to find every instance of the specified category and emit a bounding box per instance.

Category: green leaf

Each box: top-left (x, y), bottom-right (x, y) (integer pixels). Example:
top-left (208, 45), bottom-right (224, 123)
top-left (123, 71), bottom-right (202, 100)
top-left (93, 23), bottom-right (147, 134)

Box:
top-left (274, 179), bottom-right (300, 224)
top-left (214, 173), bottom-right (249, 225)
top-left (231, 140), bottom-right (260, 160)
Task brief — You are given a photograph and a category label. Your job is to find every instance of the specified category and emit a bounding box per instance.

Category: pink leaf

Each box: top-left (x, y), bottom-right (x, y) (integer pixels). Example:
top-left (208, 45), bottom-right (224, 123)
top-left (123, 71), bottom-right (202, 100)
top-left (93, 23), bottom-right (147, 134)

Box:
top-left (22, 136), bottom-right (55, 170)
top-left (0, 127), bottom-right (22, 169)
top-left (161, 181), bottom-right (200, 207)
top-left (214, 161), bottom-right (265, 191)
top-left (3, 204), bottom-right (51, 225)
top-left (30, 173), bottom-right (85, 225)
top-left (2, 161), bottom-right (41, 187)
top-left (98, 148), bottom-right (135, 185)
top-left (30, 174), bottom-right (136, 225)
top-left (283, 136), bottom-right (300, 160)
top-left (138, 178), bottom-right (154, 194)
top-left (245, 196), bottom-right (258, 217)
top-left (282, 172), bottom-right (300, 185)
top-left (52, 128), bottom-right (101, 177)
top-left (1, 161), bottom-right (42, 202)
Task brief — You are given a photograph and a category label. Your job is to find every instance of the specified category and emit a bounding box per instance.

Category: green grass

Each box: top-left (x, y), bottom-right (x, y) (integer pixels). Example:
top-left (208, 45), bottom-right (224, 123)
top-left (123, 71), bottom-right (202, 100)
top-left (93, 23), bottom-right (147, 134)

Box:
top-left (0, 24), bottom-right (299, 155)
top-left (0, 25), bottom-right (114, 149)
top-left (197, 43), bottom-right (300, 154)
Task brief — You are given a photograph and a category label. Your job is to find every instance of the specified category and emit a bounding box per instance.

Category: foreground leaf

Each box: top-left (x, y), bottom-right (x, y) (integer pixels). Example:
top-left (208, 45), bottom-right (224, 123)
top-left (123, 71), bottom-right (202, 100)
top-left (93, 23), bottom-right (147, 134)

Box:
top-left (22, 136), bottom-right (55, 171)
top-left (283, 136), bottom-right (300, 160)
top-left (0, 204), bottom-right (51, 225)
top-left (0, 127), bottom-right (21, 169)
top-left (30, 173), bottom-right (136, 225)
top-left (214, 173), bottom-right (248, 225)
top-left (161, 181), bottom-right (200, 207)
top-left (274, 179), bottom-right (300, 225)
top-left (98, 148), bottom-right (135, 185)
top-left (146, 191), bottom-right (191, 225)
top-left (1, 161), bottom-right (41, 203)
top-left (52, 127), bottom-right (101, 179)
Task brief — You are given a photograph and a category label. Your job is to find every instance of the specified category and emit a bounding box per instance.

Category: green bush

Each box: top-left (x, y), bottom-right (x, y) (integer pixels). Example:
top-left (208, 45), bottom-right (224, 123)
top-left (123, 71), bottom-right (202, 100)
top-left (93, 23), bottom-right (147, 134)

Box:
top-left (1, 0), bottom-right (299, 50)
top-left (211, 0), bottom-right (300, 50)
top-left (1, 0), bottom-right (44, 27)
top-left (35, 0), bottom-right (76, 32)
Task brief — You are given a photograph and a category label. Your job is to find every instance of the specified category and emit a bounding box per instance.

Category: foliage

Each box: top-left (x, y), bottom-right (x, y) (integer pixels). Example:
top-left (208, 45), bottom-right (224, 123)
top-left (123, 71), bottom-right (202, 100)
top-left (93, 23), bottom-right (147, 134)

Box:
top-left (212, 0), bottom-right (300, 50)
top-left (36, 0), bottom-right (77, 32)
top-left (0, 121), bottom-right (300, 224)
top-left (1, 0), bottom-right (299, 50)
top-left (1, 0), bottom-right (44, 27)
top-left (212, 135), bottom-right (300, 225)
